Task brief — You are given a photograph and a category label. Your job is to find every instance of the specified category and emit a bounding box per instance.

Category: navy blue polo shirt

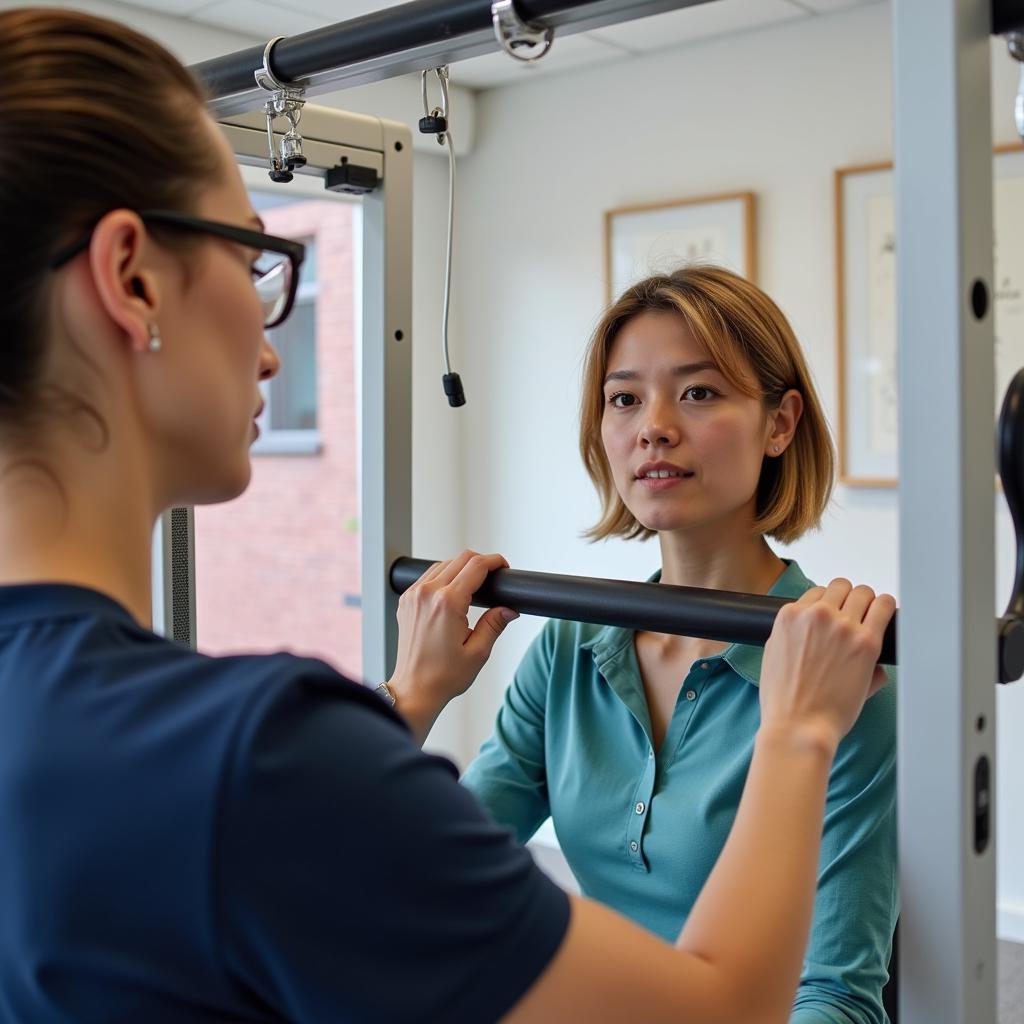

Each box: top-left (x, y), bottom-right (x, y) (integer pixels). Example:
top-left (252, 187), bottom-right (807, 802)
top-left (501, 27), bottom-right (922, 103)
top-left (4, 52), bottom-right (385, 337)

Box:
top-left (0, 584), bottom-right (569, 1023)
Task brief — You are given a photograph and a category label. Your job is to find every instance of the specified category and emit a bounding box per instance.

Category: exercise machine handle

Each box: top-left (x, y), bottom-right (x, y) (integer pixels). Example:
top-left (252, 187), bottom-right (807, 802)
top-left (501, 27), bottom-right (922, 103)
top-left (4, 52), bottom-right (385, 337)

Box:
top-left (389, 558), bottom-right (899, 666)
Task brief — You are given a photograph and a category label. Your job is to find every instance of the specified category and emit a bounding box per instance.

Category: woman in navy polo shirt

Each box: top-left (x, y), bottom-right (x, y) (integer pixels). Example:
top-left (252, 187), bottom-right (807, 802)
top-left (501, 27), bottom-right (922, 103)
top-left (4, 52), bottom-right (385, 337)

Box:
top-left (0, 9), bottom-right (894, 1023)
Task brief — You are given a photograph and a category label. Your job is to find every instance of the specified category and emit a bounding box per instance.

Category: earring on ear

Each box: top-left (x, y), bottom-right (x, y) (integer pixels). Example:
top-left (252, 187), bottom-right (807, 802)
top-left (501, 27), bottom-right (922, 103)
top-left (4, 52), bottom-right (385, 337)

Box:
top-left (147, 323), bottom-right (162, 353)
top-left (772, 445), bottom-right (781, 454)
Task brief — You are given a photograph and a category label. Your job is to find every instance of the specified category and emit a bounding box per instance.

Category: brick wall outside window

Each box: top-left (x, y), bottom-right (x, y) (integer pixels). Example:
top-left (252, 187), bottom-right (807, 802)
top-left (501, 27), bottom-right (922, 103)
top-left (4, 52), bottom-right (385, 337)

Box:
top-left (194, 199), bottom-right (362, 679)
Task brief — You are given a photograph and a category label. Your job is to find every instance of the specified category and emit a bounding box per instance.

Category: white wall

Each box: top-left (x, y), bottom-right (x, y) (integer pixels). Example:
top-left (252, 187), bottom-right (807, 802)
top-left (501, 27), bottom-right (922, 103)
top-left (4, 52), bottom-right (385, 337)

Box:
top-left (447, 1), bottom-right (1024, 939)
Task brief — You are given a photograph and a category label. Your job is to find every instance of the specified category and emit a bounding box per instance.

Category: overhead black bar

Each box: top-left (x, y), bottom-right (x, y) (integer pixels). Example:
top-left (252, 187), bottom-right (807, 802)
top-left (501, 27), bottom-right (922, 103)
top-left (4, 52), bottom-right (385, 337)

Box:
top-left (390, 557), bottom-right (900, 665)
top-left (994, 0), bottom-right (1024, 35)
top-left (191, 0), bottom-right (717, 116)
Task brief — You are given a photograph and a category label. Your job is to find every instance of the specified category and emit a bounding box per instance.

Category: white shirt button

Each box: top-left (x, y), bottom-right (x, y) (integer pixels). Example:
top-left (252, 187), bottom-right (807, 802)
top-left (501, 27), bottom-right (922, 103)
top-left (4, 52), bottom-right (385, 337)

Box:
top-left (635, 801), bottom-right (645, 814)
top-left (685, 689), bottom-right (697, 701)
top-left (700, 662), bottom-right (710, 670)
top-left (629, 840), bottom-right (639, 852)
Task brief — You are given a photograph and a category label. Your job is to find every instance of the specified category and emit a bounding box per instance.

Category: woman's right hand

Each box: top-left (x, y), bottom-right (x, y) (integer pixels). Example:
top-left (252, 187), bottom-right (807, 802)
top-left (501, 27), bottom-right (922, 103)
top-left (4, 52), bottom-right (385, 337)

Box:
top-left (386, 550), bottom-right (518, 743)
top-left (758, 579), bottom-right (896, 756)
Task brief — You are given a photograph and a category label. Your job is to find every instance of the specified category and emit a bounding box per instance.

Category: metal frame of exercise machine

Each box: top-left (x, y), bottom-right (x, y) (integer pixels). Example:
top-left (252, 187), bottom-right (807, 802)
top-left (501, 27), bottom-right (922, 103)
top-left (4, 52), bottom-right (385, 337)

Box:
top-left (160, 1), bottom-right (1024, 1020)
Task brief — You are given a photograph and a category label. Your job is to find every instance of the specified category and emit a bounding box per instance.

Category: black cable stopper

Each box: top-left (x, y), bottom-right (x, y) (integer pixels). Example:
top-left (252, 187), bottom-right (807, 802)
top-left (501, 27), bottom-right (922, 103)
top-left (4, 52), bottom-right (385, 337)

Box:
top-left (443, 372), bottom-right (466, 408)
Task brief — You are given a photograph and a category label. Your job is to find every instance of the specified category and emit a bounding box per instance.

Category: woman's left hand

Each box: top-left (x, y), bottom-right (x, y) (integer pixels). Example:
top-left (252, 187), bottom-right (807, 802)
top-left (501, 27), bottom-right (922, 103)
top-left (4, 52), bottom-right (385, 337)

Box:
top-left (387, 550), bottom-right (519, 744)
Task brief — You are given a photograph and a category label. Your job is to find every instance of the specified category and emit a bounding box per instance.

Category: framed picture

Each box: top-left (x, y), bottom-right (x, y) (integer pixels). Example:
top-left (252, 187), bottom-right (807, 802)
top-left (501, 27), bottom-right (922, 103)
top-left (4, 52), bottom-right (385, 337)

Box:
top-left (835, 143), bottom-right (1024, 486)
top-left (604, 191), bottom-right (756, 302)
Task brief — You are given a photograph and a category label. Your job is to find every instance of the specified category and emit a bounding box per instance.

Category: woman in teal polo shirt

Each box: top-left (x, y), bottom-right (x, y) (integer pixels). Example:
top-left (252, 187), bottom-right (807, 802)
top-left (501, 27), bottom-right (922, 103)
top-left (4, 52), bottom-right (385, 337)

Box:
top-left (399, 267), bottom-right (896, 1024)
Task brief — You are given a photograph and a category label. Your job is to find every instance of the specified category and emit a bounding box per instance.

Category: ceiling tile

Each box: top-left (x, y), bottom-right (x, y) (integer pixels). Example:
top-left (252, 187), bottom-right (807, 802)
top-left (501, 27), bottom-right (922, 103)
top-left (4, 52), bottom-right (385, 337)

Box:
top-left (119, 0), bottom-right (217, 16)
top-left (453, 32), bottom-right (628, 89)
top-left (589, 0), bottom-right (805, 54)
top-left (789, 0), bottom-right (884, 12)
top-left (190, 0), bottom-right (333, 38)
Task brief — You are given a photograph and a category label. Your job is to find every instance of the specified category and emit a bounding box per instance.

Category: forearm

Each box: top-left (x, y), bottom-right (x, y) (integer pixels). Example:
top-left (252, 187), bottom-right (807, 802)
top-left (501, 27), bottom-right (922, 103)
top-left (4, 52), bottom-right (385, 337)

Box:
top-left (676, 725), bottom-right (835, 1023)
top-left (387, 686), bottom-right (447, 747)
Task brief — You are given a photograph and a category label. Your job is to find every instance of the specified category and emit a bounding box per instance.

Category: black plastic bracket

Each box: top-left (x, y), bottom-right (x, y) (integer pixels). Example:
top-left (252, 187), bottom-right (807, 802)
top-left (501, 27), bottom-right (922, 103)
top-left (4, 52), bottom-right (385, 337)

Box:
top-left (324, 163), bottom-right (380, 195)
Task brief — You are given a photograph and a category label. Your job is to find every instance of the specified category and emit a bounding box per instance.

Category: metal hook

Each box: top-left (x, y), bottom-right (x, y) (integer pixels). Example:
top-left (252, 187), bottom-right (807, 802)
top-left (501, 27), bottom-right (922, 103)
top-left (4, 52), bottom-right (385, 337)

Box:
top-left (421, 66), bottom-right (450, 122)
top-left (491, 0), bottom-right (554, 63)
top-left (254, 36), bottom-right (307, 183)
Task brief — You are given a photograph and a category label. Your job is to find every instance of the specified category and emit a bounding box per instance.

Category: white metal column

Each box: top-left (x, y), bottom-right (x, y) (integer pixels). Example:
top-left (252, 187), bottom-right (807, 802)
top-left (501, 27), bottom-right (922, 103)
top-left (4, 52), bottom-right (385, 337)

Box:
top-left (360, 123), bottom-right (413, 686)
top-left (893, 2), bottom-right (997, 1021)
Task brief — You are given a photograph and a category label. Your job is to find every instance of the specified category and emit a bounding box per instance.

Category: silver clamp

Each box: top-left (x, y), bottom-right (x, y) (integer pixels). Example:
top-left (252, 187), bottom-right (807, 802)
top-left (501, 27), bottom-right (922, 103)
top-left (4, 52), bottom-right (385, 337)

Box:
top-left (254, 36), bottom-right (307, 183)
top-left (491, 0), bottom-right (554, 63)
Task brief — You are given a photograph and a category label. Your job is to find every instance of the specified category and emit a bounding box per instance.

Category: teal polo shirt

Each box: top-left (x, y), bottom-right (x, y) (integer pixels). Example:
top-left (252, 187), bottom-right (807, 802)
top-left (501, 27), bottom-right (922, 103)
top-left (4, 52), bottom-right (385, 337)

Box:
top-left (462, 560), bottom-right (897, 1024)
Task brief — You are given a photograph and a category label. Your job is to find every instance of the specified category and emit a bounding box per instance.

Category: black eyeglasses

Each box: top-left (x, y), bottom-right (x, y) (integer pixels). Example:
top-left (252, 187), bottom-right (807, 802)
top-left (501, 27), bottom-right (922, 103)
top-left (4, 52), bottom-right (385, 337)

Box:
top-left (50, 210), bottom-right (307, 329)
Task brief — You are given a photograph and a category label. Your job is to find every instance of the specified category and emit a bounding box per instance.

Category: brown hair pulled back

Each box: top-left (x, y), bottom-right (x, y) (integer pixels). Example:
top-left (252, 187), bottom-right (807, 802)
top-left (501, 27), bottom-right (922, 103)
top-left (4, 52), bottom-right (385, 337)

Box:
top-left (0, 7), bottom-right (219, 432)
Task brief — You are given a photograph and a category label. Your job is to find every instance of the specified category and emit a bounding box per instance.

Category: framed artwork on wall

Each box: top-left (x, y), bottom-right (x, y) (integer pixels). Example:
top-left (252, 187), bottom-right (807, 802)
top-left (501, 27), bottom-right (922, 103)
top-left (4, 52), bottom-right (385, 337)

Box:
top-left (604, 191), bottom-right (756, 303)
top-left (835, 143), bottom-right (1024, 486)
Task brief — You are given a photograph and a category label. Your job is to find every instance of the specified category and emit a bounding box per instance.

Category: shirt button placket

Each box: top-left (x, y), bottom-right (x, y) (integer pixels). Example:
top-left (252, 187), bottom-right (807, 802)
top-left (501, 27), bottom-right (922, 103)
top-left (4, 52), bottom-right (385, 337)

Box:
top-left (627, 745), bottom-right (655, 868)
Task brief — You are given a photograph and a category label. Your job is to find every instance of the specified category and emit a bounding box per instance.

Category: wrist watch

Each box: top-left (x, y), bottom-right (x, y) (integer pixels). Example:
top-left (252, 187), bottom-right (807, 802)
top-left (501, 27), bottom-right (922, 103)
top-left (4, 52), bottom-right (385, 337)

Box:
top-left (375, 681), bottom-right (397, 707)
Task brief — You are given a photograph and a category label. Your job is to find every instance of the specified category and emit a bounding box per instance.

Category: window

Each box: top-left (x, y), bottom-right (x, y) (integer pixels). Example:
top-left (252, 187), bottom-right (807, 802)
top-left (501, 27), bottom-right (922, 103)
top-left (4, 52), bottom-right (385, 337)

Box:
top-left (193, 183), bottom-right (363, 678)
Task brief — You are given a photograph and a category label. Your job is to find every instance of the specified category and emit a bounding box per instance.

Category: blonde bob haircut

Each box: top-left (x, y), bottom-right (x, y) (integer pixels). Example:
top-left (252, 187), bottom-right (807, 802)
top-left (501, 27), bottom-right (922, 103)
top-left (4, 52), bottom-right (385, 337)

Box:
top-left (580, 265), bottom-right (834, 545)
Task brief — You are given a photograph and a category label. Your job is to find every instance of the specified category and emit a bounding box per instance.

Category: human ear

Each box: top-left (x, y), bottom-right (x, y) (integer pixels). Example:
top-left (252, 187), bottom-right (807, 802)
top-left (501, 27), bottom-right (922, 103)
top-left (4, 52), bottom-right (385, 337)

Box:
top-left (87, 210), bottom-right (163, 354)
top-left (766, 389), bottom-right (804, 456)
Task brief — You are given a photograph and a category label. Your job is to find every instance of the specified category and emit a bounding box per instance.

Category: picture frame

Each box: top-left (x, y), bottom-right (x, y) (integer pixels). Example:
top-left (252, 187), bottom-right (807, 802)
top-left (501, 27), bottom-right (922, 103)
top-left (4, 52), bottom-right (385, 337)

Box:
top-left (604, 191), bottom-right (756, 303)
top-left (835, 143), bottom-right (1024, 486)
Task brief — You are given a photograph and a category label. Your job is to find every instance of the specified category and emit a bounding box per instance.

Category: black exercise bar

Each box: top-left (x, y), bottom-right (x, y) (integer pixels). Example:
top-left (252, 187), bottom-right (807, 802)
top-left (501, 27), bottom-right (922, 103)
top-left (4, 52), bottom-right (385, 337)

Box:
top-left (192, 0), bottom-right (717, 114)
top-left (390, 557), bottom-right (899, 666)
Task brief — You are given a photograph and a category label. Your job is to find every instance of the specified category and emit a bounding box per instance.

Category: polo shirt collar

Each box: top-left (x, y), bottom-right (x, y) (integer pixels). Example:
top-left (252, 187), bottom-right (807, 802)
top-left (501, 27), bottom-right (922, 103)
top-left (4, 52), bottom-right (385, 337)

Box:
top-left (580, 559), bottom-right (813, 688)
